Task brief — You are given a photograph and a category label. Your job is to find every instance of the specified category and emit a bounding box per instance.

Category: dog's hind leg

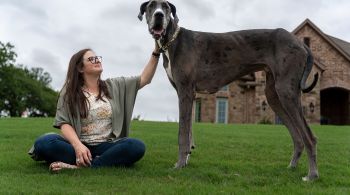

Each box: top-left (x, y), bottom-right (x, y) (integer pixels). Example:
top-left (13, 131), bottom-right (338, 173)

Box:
top-left (265, 71), bottom-right (304, 169)
top-left (273, 72), bottom-right (318, 181)
top-left (175, 86), bottom-right (195, 168)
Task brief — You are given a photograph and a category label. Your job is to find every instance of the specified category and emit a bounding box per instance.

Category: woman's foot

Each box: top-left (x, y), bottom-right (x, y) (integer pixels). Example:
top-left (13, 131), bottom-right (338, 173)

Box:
top-left (49, 162), bottom-right (78, 172)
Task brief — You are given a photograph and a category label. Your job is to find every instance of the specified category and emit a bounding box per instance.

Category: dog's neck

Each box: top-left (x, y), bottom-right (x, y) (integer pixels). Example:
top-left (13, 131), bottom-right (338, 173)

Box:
top-left (157, 19), bottom-right (180, 53)
top-left (163, 19), bottom-right (177, 42)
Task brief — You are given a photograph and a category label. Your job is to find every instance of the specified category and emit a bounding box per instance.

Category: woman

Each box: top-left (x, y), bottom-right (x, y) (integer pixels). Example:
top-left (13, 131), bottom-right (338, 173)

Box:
top-left (30, 45), bottom-right (160, 171)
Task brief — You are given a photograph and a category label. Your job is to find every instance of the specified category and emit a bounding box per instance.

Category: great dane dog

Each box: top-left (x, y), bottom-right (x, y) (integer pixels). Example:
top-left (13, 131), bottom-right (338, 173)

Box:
top-left (138, 0), bottom-right (319, 181)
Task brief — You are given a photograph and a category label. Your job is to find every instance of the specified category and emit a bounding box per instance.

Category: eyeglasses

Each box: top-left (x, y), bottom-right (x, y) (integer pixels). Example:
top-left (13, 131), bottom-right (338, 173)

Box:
top-left (86, 56), bottom-right (102, 64)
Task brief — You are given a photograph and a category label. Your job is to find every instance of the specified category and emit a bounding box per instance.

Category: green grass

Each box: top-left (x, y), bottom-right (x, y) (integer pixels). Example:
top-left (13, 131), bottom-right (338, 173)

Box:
top-left (0, 118), bottom-right (349, 194)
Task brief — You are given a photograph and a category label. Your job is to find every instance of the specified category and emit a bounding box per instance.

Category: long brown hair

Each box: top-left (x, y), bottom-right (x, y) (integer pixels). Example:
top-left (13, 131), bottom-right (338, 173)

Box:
top-left (61, 48), bottom-right (111, 118)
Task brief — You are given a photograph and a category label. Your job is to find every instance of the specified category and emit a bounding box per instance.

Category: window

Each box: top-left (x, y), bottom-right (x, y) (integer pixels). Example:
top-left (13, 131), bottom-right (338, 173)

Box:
top-left (216, 98), bottom-right (228, 124)
top-left (303, 37), bottom-right (310, 47)
top-left (194, 99), bottom-right (201, 122)
top-left (219, 85), bottom-right (229, 91)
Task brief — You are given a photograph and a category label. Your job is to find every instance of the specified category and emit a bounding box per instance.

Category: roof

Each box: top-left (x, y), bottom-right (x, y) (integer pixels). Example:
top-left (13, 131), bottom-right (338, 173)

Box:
top-left (327, 35), bottom-right (350, 57)
top-left (292, 18), bottom-right (350, 62)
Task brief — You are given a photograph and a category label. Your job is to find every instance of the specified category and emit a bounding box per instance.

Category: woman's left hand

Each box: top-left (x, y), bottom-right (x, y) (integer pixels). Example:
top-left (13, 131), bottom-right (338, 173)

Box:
top-left (73, 142), bottom-right (92, 167)
top-left (154, 41), bottom-right (160, 53)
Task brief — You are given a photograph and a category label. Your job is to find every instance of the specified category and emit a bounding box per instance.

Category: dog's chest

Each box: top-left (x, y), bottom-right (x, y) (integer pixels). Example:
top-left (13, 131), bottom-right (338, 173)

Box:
top-left (158, 41), bottom-right (174, 82)
top-left (164, 51), bottom-right (174, 81)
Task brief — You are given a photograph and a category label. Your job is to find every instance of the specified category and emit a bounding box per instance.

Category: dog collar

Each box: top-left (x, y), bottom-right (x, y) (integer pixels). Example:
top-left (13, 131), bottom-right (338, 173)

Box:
top-left (158, 26), bottom-right (181, 53)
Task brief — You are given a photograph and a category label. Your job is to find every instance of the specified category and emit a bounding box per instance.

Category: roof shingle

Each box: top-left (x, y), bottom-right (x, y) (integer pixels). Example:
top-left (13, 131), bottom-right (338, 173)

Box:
top-left (327, 35), bottom-right (350, 57)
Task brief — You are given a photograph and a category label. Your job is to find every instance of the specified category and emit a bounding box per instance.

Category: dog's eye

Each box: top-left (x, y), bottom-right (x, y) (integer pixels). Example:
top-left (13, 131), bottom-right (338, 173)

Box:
top-left (161, 3), bottom-right (169, 9)
top-left (149, 1), bottom-right (156, 8)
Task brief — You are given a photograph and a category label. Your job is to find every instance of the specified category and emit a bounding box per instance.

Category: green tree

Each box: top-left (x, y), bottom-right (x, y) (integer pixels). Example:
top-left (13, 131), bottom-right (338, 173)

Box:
top-left (25, 67), bottom-right (52, 87)
top-left (0, 41), bottom-right (58, 117)
top-left (0, 42), bottom-right (16, 67)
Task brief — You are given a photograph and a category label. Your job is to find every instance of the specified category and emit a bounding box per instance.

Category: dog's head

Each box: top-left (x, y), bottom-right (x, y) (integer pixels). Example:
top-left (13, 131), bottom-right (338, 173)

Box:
top-left (138, 0), bottom-right (178, 40)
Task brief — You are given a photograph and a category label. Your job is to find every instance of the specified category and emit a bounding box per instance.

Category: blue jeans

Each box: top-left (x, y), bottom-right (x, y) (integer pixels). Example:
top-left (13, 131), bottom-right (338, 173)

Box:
top-left (33, 134), bottom-right (145, 167)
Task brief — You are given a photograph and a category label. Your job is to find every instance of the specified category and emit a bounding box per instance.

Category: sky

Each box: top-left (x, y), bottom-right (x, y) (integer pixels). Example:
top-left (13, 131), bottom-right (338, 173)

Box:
top-left (1, 0), bottom-right (350, 121)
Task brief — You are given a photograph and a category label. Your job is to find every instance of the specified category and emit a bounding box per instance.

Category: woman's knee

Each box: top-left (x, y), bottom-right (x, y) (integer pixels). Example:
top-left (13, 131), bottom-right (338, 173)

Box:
top-left (125, 138), bottom-right (146, 158)
top-left (34, 133), bottom-right (62, 154)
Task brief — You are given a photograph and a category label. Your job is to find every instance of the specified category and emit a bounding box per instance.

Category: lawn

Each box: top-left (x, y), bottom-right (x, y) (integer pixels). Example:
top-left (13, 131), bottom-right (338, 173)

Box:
top-left (0, 118), bottom-right (349, 194)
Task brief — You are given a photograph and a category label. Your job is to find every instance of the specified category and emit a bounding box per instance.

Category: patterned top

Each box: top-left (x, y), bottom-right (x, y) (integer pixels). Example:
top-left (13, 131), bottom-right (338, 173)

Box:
top-left (80, 91), bottom-right (114, 145)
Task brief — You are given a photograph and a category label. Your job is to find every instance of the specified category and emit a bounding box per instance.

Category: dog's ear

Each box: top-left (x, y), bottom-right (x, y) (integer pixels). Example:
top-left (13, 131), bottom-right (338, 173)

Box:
top-left (167, 2), bottom-right (179, 24)
top-left (138, 1), bottom-right (149, 21)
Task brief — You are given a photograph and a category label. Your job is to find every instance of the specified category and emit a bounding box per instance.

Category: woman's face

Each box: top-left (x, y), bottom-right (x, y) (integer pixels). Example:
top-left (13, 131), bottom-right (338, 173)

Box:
top-left (81, 50), bottom-right (103, 75)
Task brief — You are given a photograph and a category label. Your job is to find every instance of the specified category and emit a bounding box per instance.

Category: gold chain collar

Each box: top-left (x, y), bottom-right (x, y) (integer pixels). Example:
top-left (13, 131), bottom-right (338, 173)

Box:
top-left (157, 26), bottom-right (181, 53)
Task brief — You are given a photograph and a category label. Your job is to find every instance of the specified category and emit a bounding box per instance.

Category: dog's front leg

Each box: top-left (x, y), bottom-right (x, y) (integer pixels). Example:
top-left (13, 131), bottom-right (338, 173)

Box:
top-left (175, 88), bottom-right (195, 168)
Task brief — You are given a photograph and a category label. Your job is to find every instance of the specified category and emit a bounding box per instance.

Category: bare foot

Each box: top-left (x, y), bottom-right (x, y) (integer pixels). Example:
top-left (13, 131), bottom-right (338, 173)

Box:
top-left (49, 162), bottom-right (78, 172)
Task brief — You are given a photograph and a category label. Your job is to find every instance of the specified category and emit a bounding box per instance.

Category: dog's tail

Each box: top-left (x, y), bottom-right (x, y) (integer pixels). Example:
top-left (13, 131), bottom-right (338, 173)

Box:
top-left (300, 45), bottom-right (318, 93)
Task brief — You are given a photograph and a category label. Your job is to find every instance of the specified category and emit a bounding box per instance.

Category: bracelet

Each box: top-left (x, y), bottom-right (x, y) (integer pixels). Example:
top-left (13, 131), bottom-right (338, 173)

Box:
top-left (152, 52), bottom-right (160, 58)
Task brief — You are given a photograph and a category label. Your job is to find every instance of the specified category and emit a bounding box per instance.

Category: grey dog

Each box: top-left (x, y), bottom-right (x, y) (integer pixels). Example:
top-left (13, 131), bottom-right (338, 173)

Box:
top-left (138, 0), bottom-right (319, 181)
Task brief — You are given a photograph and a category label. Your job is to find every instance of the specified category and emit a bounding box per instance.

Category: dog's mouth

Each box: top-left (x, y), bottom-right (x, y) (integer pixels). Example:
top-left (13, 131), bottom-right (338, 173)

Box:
top-left (151, 25), bottom-right (166, 40)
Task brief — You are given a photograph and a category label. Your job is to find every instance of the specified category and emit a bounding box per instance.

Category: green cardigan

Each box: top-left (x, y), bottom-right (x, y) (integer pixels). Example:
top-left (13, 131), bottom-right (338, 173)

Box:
top-left (53, 76), bottom-right (140, 140)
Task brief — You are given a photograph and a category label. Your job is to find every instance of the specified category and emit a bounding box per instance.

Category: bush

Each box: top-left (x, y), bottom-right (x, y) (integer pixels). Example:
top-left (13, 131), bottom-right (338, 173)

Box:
top-left (258, 116), bottom-right (273, 124)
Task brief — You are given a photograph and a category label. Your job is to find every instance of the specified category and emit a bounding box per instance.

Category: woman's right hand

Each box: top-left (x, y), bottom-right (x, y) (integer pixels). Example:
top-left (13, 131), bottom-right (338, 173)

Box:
top-left (60, 124), bottom-right (93, 167)
top-left (73, 142), bottom-right (92, 167)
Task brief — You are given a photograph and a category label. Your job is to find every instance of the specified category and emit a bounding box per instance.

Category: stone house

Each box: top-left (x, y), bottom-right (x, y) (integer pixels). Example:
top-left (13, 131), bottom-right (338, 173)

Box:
top-left (192, 19), bottom-right (350, 125)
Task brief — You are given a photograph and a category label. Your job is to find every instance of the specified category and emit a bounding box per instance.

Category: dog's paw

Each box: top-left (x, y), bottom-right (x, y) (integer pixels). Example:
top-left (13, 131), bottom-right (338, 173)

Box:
top-left (174, 154), bottom-right (190, 169)
top-left (287, 164), bottom-right (297, 170)
top-left (302, 176), bottom-right (311, 182)
top-left (174, 160), bottom-right (188, 169)
top-left (302, 174), bottom-right (319, 182)
top-left (287, 160), bottom-right (299, 169)
top-left (174, 162), bottom-right (185, 169)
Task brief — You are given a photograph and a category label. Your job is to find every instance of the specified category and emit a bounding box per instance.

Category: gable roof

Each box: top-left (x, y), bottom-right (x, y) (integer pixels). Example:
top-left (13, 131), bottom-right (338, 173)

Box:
top-left (292, 18), bottom-right (350, 62)
top-left (327, 35), bottom-right (350, 56)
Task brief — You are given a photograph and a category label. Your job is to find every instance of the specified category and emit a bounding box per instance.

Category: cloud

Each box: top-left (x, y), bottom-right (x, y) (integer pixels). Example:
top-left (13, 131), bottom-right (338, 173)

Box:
top-left (0, 0), bottom-right (48, 19)
top-left (178, 0), bottom-right (216, 20)
top-left (101, 1), bottom-right (141, 24)
top-left (30, 48), bottom-right (65, 89)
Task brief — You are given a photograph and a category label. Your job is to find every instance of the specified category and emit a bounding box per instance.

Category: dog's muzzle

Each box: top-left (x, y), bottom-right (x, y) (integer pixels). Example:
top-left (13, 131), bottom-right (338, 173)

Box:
top-left (150, 12), bottom-right (166, 39)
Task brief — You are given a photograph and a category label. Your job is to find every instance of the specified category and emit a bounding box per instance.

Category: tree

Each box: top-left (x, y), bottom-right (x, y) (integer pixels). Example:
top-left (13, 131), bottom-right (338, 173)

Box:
top-left (0, 41), bottom-right (58, 117)
top-left (25, 67), bottom-right (52, 87)
top-left (0, 42), bottom-right (16, 67)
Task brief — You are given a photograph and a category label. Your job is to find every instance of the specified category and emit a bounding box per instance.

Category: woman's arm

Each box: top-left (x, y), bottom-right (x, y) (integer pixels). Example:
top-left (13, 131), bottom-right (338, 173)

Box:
top-left (139, 44), bottom-right (160, 89)
top-left (61, 124), bottom-right (92, 167)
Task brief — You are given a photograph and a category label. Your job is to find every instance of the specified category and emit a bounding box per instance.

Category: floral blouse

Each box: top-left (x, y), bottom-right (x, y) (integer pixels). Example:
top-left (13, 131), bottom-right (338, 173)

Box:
top-left (80, 91), bottom-right (114, 145)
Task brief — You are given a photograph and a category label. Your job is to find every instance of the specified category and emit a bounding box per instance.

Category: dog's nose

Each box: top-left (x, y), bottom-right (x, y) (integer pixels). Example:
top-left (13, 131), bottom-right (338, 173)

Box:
top-left (154, 12), bottom-right (164, 18)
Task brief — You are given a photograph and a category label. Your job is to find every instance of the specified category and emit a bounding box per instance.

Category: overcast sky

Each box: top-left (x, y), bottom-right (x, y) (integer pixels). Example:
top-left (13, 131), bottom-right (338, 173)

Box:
top-left (1, 0), bottom-right (349, 121)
